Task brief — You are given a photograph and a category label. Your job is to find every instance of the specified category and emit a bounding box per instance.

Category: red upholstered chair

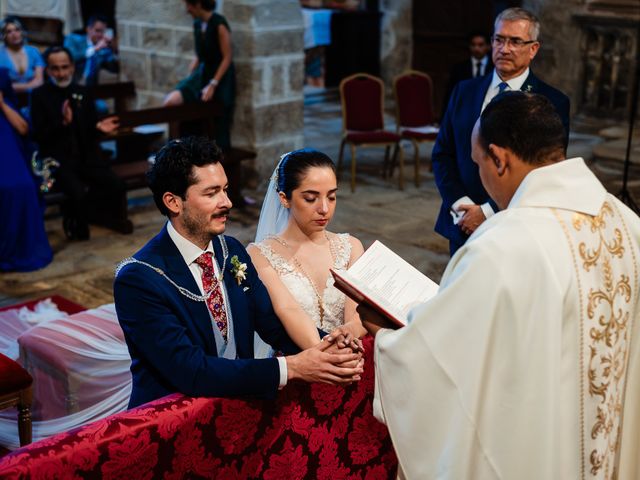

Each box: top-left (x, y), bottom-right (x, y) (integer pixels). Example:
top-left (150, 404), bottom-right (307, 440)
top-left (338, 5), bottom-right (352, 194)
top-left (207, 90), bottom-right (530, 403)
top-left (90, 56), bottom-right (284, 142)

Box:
top-left (0, 353), bottom-right (33, 446)
top-left (338, 73), bottom-right (404, 191)
top-left (393, 70), bottom-right (439, 187)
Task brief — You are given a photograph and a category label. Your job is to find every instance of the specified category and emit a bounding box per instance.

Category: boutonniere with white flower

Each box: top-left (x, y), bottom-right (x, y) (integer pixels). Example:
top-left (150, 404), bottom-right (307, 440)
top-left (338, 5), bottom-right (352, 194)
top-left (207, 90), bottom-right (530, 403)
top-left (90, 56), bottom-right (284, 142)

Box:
top-left (230, 255), bottom-right (248, 285)
top-left (525, 84), bottom-right (533, 92)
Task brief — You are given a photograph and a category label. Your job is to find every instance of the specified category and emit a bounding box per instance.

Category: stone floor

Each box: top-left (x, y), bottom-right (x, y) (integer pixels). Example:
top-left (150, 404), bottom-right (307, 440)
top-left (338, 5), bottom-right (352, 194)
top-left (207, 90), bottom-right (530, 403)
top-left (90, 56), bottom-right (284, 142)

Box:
top-left (0, 97), bottom-right (631, 308)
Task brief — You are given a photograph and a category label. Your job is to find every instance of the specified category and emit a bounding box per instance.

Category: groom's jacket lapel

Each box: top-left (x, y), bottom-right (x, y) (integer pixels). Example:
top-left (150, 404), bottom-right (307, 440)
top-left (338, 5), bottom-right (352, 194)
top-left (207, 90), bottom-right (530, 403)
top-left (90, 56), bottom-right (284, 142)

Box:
top-left (157, 227), bottom-right (218, 352)
top-left (213, 236), bottom-right (252, 356)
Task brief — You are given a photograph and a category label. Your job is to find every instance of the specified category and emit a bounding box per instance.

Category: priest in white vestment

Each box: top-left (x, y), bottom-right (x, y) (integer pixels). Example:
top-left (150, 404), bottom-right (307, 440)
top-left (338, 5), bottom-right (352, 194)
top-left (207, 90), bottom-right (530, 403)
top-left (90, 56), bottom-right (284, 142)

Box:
top-left (358, 92), bottom-right (640, 479)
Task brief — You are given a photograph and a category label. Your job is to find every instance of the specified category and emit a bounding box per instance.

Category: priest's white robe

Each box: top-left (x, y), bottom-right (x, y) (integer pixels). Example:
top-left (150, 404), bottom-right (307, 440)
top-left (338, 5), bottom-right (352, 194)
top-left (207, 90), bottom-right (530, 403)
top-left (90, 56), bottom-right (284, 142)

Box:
top-left (374, 158), bottom-right (640, 480)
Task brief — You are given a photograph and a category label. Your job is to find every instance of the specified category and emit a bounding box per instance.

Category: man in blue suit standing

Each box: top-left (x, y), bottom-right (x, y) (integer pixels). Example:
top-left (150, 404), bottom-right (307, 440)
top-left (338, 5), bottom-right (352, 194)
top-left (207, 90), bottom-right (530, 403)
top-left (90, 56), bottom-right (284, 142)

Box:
top-left (114, 137), bottom-right (363, 408)
top-left (433, 7), bottom-right (570, 255)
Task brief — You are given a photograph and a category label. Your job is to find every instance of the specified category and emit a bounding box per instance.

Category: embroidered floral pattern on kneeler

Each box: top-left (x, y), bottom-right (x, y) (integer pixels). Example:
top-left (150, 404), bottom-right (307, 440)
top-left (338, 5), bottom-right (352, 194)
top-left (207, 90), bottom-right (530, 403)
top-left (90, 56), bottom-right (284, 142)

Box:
top-left (555, 201), bottom-right (638, 480)
top-left (195, 252), bottom-right (228, 342)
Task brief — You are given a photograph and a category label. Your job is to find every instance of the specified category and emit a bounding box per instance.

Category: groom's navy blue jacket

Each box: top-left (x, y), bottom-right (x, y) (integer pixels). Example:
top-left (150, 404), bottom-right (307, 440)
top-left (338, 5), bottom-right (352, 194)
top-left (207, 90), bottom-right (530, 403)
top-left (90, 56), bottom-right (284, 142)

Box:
top-left (114, 225), bottom-right (299, 408)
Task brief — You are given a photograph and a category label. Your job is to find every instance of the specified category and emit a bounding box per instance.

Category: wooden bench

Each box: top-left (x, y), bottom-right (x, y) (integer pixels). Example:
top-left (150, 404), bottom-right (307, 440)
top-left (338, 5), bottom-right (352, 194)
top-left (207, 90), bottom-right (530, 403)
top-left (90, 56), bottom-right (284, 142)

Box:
top-left (17, 81), bottom-right (136, 111)
top-left (41, 98), bottom-right (254, 209)
top-left (108, 101), bottom-right (255, 196)
top-left (15, 16), bottom-right (64, 49)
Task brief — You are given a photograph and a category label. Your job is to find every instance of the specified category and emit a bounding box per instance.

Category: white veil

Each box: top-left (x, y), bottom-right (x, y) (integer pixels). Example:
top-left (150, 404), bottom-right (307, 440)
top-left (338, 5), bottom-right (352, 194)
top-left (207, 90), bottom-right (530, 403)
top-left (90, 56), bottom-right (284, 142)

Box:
top-left (254, 152), bottom-right (291, 243)
top-left (253, 152), bottom-right (292, 358)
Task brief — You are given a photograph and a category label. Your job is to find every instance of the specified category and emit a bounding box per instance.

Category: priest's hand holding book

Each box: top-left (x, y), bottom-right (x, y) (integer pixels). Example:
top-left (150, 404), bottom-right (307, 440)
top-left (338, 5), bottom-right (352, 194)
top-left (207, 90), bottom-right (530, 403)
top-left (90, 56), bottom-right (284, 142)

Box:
top-left (357, 304), bottom-right (400, 338)
top-left (331, 240), bottom-right (439, 336)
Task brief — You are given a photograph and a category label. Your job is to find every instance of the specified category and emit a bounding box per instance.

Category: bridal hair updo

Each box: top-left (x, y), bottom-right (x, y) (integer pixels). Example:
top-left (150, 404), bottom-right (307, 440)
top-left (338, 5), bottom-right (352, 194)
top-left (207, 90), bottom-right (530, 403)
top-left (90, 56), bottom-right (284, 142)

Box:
top-left (276, 148), bottom-right (336, 199)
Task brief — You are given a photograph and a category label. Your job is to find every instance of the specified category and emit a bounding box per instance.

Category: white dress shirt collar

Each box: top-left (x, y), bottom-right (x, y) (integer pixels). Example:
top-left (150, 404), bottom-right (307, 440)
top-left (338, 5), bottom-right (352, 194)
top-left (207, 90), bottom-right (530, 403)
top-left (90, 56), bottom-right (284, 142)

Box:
top-left (470, 55), bottom-right (489, 77)
top-left (489, 67), bottom-right (530, 93)
top-left (167, 221), bottom-right (214, 267)
top-left (482, 67), bottom-right (530, 112)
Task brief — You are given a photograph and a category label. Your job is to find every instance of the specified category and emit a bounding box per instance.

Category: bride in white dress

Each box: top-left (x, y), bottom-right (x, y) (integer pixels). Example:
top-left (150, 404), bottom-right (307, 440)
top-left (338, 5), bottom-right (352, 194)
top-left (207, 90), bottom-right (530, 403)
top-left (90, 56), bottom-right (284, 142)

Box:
top-left (248, 149), bottom-right (366, 349)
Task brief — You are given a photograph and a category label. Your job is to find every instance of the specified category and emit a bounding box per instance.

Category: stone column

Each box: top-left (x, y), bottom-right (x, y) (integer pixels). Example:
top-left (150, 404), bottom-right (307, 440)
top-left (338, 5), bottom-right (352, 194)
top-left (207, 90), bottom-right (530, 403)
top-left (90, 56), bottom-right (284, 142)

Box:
top-left (522, 0), bottom-right (584, 116)
top-left (115, 0), bottom-right (305, 184)
top-left (116, 0), bottom-right (193, 108)
top-left (223, 0), bottom-right (305, 182)
top-left (380, 0), bottom-right (412, 89)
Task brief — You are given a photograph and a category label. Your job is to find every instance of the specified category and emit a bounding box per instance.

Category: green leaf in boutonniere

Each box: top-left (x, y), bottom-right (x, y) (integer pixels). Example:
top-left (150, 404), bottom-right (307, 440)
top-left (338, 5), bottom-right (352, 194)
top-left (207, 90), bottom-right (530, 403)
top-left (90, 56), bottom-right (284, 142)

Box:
top-left (230, 255), bottom-right (248, 285)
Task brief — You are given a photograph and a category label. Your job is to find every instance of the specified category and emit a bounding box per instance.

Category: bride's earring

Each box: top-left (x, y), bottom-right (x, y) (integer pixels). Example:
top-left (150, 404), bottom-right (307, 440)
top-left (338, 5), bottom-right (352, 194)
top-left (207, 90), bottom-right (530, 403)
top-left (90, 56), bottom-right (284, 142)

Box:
top-left (278, 191), bottom-right (290, 209)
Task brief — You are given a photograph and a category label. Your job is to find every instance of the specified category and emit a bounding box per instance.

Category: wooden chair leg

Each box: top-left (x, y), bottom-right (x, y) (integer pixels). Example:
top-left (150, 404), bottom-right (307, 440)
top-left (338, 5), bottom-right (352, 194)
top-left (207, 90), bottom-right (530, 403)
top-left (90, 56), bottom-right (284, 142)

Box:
top-left (350, 144), bottom-right (357, 192)
top-left (413, 139), bottom-right (421, 187)
top-left (395, 143), bottom-right (404, 190)
top-left (383, 145), bottom-right (391, 178)
top-left (18, 386), bottom-right (32, 446)
top-left (337, 138), bottom-right (346, 181)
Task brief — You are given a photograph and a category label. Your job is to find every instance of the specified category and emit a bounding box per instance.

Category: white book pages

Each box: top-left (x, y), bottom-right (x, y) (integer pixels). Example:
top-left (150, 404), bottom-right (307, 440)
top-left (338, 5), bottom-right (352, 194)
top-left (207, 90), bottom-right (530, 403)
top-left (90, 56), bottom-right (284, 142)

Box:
top-left (331, 240), bottom-right (439, 326)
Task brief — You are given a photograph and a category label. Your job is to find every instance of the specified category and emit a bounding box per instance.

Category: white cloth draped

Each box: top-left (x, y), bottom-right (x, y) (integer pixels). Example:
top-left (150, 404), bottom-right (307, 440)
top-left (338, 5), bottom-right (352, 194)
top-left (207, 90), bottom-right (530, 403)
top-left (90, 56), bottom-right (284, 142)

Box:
top-left (0, 303), bottom-right (131, 450)
top-left (1, 0), bottom-right (82, 34)
top-left (374, 158), bottom-right (640, 479)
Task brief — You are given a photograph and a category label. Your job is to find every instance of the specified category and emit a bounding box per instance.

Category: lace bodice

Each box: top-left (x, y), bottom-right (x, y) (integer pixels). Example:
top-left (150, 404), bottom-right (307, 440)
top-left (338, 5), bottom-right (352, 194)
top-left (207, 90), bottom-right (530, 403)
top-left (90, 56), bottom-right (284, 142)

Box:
top-left (253, 233), bottom-right (352, 332)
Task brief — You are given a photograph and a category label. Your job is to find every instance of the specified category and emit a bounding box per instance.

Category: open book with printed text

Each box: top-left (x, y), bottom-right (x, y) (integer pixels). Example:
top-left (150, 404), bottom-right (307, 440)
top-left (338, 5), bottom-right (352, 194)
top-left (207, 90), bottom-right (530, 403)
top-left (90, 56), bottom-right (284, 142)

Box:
top-left (331, 241), bottom-right (439, 327)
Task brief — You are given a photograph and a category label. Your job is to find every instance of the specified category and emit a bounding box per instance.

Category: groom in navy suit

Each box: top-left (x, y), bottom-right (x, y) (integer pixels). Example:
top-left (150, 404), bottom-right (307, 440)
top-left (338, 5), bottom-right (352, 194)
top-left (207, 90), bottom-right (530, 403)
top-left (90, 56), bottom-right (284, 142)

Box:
top-left (433, 7), bottom-right (570, 255)
top-left (114, 137), bottom-right (363, 408)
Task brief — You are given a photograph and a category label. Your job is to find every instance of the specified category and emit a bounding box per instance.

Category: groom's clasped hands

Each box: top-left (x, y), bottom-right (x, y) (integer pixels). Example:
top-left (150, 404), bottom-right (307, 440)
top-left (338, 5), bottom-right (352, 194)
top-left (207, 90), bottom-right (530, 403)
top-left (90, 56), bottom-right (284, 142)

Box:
top-left (285, 327), bottom-right (365, 386)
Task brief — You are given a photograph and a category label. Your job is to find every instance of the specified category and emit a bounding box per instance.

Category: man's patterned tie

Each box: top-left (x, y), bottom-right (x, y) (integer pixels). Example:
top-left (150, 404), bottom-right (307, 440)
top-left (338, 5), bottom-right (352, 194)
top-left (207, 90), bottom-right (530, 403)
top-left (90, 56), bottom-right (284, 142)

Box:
top-left (195, 252), bottom-right (228, 342)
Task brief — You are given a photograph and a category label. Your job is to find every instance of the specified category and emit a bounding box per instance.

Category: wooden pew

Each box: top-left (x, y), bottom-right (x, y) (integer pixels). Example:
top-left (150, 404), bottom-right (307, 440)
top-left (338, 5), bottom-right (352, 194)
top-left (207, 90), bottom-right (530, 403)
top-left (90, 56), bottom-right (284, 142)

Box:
top-left (92, 81), bottom-right (137, 113)
top-left (16, 16), bottom-right (64, 48)
top-left (17, 81), bottom-right (136, 111)
top-left (108, 101), bottom-right (255, 197)
top-left (41, 99), bottom-right (254, 209)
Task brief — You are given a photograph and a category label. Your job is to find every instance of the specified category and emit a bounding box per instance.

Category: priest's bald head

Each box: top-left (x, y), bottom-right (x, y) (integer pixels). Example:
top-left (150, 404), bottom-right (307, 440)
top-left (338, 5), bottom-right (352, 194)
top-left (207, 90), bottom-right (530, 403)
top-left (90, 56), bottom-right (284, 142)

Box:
top-left (471, 92), bottom-right (566, 210)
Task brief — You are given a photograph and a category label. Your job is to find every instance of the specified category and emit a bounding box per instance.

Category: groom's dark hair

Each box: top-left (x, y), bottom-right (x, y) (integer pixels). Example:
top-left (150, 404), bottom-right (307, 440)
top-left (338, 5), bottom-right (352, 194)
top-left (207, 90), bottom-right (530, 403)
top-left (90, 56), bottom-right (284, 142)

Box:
top-left (147, 136), bottom-right (223, 216)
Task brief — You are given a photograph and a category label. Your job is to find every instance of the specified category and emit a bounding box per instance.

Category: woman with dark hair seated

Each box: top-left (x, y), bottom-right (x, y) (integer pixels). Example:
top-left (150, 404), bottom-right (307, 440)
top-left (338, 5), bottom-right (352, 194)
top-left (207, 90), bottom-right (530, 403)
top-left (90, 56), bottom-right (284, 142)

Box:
top-left (0, 16), bottom-right (44, 93)
top-left (164, 0), bottom-right (235, 151)
top-left (248, 149), bottom-right (367, 350)
top-left (0, 67), bottom-right (52, 271)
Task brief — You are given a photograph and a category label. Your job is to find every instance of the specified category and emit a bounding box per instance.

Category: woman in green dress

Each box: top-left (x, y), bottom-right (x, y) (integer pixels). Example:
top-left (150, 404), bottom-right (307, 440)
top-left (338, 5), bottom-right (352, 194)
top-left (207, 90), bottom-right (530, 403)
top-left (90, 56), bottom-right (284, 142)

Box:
top-left (164, 0), bottom-right (235, 150)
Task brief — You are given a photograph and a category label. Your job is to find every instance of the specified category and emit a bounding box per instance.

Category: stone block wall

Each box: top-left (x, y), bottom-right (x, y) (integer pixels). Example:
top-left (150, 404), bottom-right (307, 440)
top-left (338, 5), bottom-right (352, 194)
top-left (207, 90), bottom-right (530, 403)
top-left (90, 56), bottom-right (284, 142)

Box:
top-left (116, 2), bottom-right (194, 108)
top-left (380, 0), bottom-right (412, 90)
top-left (522, 0), bottom-right (584, 116)
top-left (523, 0), bottom-right (640, 127)
top-left (226, 0), bottom-right (305, 182)
top-left (116, 0), bottom-right (305, 184)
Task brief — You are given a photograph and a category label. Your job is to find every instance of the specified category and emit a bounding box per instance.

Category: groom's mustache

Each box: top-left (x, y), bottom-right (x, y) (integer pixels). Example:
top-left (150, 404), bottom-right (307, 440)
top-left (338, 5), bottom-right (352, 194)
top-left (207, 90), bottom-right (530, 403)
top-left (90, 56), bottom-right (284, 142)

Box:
top-left (212, 208), bottom-right (231, 219)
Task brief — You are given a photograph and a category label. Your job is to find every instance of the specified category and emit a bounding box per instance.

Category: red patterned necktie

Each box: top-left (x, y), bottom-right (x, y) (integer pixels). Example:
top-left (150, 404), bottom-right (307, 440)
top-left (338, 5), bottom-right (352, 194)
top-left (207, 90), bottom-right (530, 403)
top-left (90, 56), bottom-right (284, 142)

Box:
top-left (194, 252), bottom-right (228, 342)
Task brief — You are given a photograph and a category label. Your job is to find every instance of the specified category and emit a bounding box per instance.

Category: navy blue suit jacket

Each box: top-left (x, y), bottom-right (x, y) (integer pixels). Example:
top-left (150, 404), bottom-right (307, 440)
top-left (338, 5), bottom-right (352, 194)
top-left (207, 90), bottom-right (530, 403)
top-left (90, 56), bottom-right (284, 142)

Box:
top-left (64, 33), bottom-right (119, 86)
top-left (432, 71), bottom-right (570, 249)
top-left (114, 226), bottom-right (299, 408)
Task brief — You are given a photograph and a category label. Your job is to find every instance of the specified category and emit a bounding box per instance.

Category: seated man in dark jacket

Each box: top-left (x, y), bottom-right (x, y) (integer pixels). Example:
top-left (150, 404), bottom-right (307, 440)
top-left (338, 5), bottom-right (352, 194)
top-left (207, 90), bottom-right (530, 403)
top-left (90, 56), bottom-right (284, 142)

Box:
top-left (30, 46), bottom-right (131, 239)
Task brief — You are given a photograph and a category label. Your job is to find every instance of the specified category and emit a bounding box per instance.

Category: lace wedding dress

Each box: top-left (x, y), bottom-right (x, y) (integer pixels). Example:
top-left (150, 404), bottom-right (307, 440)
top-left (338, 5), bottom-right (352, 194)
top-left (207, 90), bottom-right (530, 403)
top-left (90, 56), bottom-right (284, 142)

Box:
top-left (252, 233), bottom-right (352, 333)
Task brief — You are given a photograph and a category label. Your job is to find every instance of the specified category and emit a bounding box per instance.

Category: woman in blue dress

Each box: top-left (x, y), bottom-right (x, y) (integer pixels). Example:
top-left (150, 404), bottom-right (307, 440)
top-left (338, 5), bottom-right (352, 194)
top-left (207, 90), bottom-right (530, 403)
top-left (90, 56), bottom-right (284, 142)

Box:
top-left (0, 67), bottom-right (52, 271)
top-left (0, 17), bottom-right (44, 94)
